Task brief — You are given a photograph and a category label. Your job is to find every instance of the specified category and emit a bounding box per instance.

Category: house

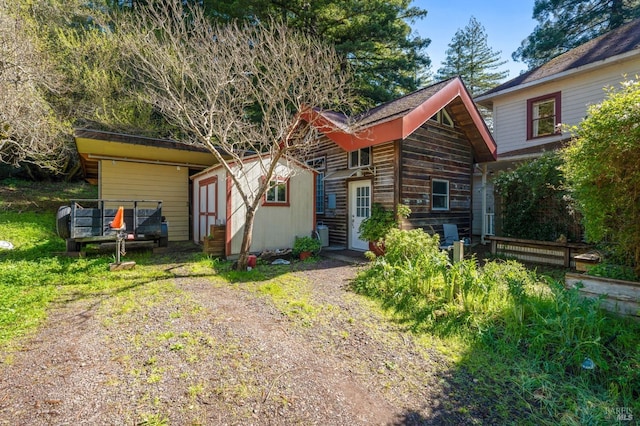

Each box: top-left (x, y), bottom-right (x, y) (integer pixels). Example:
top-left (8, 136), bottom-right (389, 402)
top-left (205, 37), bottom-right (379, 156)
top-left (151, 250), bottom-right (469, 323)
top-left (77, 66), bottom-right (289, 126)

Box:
top-left (302, 77), bottom-right (497, 250)
top-left (75, 129), bottom-right (216, 242)
top-left (190, 155), bottom-right (316, 257)
top-left (474, 18), bottom-right (640, 238)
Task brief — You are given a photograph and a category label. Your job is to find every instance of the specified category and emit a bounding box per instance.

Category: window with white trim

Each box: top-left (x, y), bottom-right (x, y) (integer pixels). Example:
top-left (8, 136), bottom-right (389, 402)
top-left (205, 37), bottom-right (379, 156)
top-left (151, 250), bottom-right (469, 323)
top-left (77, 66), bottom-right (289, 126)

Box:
top-left (348, 147), bottom-right (371, 168)
top-left (432, 179), bottom-right (449, 211)
top-left (264, 177), bottom-right (289, 206)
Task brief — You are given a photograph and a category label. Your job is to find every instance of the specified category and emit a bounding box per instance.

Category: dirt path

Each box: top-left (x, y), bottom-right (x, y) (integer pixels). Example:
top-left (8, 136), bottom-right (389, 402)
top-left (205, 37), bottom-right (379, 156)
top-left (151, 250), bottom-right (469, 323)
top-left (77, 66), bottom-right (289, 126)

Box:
top-left (0, 258), bottom-right (491, 425)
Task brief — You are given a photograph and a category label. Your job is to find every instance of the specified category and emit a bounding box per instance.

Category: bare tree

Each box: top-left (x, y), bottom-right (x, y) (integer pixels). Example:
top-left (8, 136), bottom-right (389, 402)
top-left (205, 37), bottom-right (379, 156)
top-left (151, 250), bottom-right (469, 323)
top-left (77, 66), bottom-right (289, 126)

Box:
top-left (0, 1), bottom-right (72, 176)
top-left (117, 0), bottom-right (352, 269)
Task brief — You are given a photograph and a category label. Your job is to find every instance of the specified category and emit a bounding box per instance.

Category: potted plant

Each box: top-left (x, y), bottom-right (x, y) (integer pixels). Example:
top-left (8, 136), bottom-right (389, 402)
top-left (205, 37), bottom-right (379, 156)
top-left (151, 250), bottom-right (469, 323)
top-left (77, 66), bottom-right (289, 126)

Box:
top-left (358, 204), bottom-right (410, 256)
top-left (292, 235), bottom-right (321, 260)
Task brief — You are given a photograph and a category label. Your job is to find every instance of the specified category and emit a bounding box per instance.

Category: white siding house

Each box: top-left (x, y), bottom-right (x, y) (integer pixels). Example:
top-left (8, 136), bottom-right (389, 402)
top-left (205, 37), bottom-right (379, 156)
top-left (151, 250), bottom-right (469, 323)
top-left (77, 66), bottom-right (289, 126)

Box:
top-left (472, 18), bottom-right (640, 238)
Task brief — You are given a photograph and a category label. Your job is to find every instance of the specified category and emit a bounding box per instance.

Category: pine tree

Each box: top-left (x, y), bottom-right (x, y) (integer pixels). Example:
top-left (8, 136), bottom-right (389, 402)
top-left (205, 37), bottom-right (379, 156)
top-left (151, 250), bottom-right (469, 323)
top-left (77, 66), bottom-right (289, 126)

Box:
top-left (436, 17), bottom-right (508, 97)
top-left (513, 0), bottom-right (640, 69)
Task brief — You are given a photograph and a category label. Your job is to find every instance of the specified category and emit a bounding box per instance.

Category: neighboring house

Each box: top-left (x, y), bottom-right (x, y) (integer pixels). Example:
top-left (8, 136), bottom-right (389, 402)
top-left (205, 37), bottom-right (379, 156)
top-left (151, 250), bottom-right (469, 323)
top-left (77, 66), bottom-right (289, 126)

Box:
top-left (474, 18), bottom-right (640, 238)
top-left (191, 156), bottom-right (316, 257)
top-left (303, 77), bottom-right (497, 250)
top-left (75, 129), bottom-right (216, 242)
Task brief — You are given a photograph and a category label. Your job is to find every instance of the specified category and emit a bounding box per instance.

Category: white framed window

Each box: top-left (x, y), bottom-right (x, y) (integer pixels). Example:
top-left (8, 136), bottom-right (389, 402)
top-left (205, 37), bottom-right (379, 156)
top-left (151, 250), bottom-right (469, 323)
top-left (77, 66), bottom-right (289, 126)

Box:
top-left (432, 179), bottom-right (449, 211)
top-left (263, 177), bottom-right (289, 206)
top-left (348, 147), bottom-right (371, 169)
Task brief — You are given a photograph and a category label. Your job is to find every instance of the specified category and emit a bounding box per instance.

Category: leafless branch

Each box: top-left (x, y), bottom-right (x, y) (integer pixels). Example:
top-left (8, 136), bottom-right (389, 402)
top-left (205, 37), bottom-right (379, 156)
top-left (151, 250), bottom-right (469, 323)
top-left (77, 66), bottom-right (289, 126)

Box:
top-left (117, 0), bottom-right (353, 268)
top-left (0, 1), bottom-right (72, 174)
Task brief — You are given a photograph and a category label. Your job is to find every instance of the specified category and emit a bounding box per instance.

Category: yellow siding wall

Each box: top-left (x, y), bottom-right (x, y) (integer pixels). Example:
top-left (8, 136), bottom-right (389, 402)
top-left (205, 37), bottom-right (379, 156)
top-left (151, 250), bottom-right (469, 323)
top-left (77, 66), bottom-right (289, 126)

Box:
top-left (101, 160), bottom-right (190, 241)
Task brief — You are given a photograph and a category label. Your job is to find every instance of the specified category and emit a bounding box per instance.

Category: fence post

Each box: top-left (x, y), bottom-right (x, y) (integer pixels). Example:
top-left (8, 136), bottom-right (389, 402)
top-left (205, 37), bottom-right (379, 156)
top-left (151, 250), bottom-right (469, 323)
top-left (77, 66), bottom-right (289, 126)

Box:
top-left (453, 240), bottom-right (464, 263)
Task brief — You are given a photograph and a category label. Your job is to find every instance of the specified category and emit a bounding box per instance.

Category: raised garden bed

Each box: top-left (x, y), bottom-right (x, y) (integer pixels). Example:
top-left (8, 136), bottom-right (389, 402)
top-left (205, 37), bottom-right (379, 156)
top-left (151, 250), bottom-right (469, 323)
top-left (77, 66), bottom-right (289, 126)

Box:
top-left (565, 272), bottom-right (640, 318)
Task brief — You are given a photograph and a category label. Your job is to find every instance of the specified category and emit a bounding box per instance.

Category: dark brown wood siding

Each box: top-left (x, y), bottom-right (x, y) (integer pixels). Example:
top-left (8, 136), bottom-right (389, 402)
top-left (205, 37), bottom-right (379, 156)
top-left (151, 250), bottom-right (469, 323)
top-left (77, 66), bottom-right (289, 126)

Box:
top-left (315, 138), bottom-right (396, 247)
top-left (315, 135), bottom-right (348, 247)
top-left (315, 119), bottom-right (476, 245)
top-left (371, 142), bottom-right (395, 210)
top-left (400, 121), bottom-right (474, 239)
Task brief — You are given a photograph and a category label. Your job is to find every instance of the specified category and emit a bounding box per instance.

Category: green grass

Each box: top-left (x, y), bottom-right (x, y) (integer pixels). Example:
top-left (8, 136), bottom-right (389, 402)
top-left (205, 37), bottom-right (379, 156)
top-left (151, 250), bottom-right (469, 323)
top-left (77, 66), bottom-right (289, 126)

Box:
top-left (352, 228), bottom-right (640, 425)
top-left (3, 178), bottom-right (639, 424)
top-left (0, 178), bottom-right (181, 347)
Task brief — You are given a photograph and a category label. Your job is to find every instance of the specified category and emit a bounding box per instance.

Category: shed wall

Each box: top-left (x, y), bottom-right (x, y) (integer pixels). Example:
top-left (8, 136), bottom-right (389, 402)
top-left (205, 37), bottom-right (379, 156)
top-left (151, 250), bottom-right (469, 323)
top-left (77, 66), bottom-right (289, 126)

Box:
top-left (100, 160), bottom-right (190, 241)
top-left (193, 158), bottom-right (315, 256)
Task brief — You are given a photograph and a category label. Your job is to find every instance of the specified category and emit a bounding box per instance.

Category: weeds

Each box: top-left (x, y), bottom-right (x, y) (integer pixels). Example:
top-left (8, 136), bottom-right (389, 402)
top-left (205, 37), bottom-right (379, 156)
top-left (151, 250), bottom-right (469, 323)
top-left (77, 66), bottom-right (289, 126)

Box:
top-left (352, 228), bottom-right (640, 424)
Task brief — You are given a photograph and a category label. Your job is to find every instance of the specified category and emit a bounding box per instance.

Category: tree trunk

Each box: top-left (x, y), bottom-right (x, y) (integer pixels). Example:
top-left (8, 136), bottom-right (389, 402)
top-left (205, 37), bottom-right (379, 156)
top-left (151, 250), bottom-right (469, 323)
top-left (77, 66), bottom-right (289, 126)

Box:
top-left (235, 206), bottom-right (256, 271)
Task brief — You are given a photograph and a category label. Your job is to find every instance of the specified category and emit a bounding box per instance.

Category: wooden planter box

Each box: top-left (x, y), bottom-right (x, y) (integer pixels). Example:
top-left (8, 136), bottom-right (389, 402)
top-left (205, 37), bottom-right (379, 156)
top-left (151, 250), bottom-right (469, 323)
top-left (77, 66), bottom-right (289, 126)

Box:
top-left (574, 252), bottom-right (601, 272)
top-left (565, 272), bottom-right (640, 318)
top-left (203, 225), bottom-right (225, 257)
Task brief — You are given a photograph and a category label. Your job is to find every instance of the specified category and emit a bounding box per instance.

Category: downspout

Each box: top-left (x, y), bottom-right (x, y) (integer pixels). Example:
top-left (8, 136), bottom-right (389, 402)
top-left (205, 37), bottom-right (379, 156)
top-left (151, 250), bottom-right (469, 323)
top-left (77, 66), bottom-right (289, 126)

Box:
top-left (481, 163), bottom-right (488, 245)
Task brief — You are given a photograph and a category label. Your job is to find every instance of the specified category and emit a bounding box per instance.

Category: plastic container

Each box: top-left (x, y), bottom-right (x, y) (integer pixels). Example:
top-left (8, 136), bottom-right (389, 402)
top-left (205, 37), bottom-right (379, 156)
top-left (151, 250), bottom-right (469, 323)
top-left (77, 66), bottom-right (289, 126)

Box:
top-left (316, 224), bottom-right (329, 247)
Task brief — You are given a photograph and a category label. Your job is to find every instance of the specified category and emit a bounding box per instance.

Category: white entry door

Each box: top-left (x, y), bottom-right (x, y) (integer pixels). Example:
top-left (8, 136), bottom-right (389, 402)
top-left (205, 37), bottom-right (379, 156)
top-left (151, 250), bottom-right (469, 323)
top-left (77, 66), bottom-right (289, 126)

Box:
top-left (198, 177), bottom-right (217, 242)
top-left (348, 180), bottom-right (371, 251)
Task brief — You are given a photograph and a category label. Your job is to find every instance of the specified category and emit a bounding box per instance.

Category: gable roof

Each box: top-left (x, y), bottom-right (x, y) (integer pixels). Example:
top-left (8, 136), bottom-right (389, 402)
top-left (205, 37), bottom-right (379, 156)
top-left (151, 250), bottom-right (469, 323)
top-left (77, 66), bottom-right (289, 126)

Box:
top-left (304, 77), bottom-right (497, 162)
top-left (477, 18), bottom-right (640, 102)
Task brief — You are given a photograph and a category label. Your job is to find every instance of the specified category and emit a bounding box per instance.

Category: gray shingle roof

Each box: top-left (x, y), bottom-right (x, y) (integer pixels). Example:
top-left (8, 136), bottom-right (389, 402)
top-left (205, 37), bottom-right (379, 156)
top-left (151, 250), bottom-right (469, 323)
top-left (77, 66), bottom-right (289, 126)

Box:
top-left (478, 18), bottom-right (640, 98)
top-left (351, 79), bottom-right (453, 129)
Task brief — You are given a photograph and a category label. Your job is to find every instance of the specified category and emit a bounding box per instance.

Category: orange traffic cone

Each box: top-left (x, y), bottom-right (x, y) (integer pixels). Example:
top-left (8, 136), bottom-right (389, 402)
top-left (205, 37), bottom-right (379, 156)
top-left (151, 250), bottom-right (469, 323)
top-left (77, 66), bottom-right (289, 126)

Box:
top-left (110, 206), bottom-right (125, 230)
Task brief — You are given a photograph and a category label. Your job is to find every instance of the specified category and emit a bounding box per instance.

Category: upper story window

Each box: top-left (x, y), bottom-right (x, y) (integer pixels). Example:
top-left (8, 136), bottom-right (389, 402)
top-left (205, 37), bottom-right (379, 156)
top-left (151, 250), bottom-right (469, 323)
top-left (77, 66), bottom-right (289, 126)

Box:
top-left (429, 109), bottom-right (454, 127)
top-left (263, 177), bottom-right (289, 206)
top-left (348, 147), bottom-right (371, 169)
top-left (432, 179), bottom-right (449, 211)
top-left (527, 92), bottom-right (561, 139)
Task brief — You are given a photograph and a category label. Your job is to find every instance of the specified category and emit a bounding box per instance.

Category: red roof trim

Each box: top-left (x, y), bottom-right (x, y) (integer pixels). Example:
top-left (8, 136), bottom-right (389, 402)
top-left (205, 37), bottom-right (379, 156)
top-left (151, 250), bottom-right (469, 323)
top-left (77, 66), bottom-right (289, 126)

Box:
top-left (303, 78), bottom-right (497, 161)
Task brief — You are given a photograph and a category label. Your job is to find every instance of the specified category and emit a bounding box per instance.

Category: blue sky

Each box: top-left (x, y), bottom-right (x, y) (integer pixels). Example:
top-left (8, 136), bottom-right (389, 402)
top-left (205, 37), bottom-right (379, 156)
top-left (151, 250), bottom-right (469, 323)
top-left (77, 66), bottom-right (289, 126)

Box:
top-left (409, 1), bottom-right (537, 81)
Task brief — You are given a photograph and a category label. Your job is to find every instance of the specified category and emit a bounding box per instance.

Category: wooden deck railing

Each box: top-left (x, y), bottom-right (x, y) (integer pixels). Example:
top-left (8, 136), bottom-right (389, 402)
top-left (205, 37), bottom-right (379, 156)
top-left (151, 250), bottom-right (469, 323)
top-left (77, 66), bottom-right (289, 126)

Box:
top-left (486, 236), bottom-right (591, 268)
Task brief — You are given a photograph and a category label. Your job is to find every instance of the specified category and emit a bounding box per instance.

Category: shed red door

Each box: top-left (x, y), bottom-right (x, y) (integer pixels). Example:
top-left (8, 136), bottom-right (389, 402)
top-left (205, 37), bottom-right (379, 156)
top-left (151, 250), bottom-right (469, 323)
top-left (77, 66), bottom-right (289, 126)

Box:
top-left (198, 177), bottom-right (217, 242)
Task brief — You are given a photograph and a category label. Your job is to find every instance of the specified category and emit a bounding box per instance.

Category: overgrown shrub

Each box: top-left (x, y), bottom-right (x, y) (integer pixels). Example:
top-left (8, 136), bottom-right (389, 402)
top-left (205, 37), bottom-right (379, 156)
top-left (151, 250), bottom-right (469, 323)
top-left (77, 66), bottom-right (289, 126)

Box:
top-left (351, 228), bottom-right (640, 423)
top-left (586, 262), bottom-right (639, 282)
top-left (563, 78), bottom-right (640, 273)
top-left (493, 152), bottom-right (581, 241)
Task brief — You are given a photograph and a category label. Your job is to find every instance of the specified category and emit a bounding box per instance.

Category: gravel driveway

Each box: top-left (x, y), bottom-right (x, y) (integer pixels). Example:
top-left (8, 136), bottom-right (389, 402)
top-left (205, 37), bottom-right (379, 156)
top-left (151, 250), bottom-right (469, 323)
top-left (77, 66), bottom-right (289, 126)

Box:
top-left (0, 257), bottom-right (494, 425)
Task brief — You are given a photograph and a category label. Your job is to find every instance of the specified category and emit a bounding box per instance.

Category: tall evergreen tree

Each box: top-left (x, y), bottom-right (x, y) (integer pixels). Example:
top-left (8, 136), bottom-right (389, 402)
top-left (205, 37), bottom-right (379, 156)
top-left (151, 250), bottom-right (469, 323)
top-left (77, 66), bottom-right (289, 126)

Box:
top-left (436, 17), bottom-right (508, 97)
top-left (112, 0), bottom-right (431, 108)
top-left (513, 0), bottom-right (640, 69)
